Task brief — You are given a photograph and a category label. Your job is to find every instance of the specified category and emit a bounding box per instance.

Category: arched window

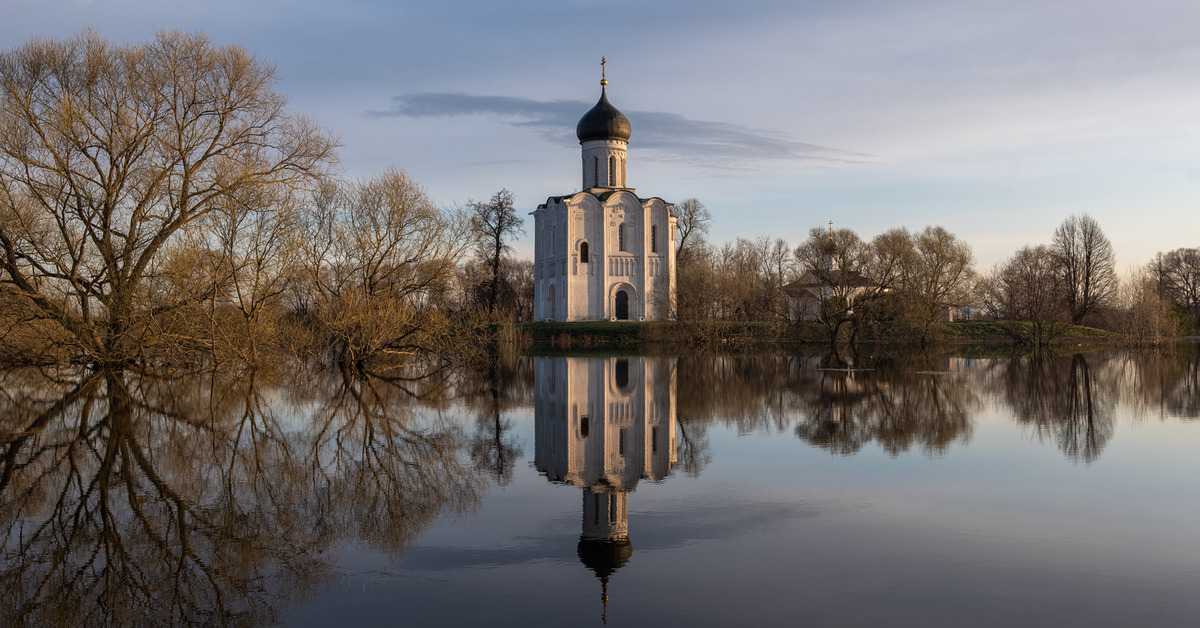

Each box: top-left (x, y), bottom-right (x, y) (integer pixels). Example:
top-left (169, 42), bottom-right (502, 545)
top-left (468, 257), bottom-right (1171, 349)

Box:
top-left (593, 157), bottom-right (598, 188)
top-left (618, 223), bottom-right (625, 251)
top-left (608, 156), bottom-right (615, 186)
top-left (651, 225), bottom-right (657, 253)
top-left (580, 241), bottom-right (589, 262)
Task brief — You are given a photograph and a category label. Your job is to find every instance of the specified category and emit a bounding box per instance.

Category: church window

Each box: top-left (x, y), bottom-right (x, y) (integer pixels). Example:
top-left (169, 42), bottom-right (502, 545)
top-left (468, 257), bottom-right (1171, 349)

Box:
top-left (651, 225), bottom-right (657, 253)
top-left (609, 495), bottom-right (618, 522)
top-left (580, 415), bottom-right (589, 438)
top-left (608, 156), bottom-right (615, 186)
top-left (618, 223), bottom-right (625, 251)
top-left (618, 428), bottom-right (627, 456)
top-left (593, 157), bottom-right (598, 187)
top-left (652, 426), bottom-right (658, 454)
top-left (580, 241), bottom-right (589, 262)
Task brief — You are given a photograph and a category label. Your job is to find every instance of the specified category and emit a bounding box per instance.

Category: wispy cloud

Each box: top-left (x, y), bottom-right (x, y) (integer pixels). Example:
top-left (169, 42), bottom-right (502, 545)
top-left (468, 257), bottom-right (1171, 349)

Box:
top-left (370, 92), bottom-right (864, 170)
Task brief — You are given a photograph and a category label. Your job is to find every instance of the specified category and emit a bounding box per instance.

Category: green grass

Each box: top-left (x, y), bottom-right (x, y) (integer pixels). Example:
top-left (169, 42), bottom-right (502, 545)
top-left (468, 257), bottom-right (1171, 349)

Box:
top-left (941, 321), bottom-right (1114, 342)
top-left (514, 319), bottom-right (1121, 353)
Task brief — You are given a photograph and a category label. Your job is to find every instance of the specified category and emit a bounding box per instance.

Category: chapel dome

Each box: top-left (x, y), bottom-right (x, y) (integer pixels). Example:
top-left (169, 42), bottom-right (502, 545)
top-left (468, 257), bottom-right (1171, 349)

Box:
top-left (576, 86), bottom-right (631, 143)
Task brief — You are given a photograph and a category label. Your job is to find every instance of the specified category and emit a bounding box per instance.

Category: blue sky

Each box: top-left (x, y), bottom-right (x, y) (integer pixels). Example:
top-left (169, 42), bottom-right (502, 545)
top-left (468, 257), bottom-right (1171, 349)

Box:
top-left (5, 0), bottom-right (1199, 269)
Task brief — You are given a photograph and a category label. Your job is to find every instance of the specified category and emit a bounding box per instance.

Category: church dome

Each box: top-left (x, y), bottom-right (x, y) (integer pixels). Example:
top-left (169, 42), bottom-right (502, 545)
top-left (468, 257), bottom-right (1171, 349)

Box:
top-left (576, 86), bottom-right (631, 143)
top-left (577, 538), bottom-right (633, 581)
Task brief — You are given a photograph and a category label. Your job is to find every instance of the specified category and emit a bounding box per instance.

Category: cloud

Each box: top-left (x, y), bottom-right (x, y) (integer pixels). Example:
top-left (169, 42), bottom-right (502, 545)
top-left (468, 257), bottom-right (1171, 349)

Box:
top-left (392, 497), bottom-right (834, 572)
top-left (370, 92), bottom-right (864, 170)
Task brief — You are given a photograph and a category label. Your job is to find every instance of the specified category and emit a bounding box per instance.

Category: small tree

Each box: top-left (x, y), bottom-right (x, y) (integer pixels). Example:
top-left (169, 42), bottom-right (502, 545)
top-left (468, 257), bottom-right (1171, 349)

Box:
top-left (1116, 267), bottom-right (1182, 343)
top-left (1150, 247), bottom-right (1200, 332)
top-left (895, 226), bottom-right (976, 342)
top-left (985, 245), bottom-right (1069, 345)
top-left (468, 189), bottom-right (523, 316)
top-left (673, 198), bottom-right (711, 263)
top-left (1052, 214), bottom-right (1117, 325)
top-left (792, 227), bottom-right (892, 347)
top-left (299, 169), bottom-right (470, 366)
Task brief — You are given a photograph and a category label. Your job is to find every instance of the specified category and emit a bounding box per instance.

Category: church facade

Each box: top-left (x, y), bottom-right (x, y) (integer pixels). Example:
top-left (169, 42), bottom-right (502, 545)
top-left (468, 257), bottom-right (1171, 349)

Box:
top-left (532, 71), bottom-right (677, 321)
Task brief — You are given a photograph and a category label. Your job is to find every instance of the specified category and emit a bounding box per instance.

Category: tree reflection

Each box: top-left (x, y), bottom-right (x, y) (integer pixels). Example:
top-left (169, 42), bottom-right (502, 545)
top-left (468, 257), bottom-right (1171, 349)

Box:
top-left (464, 356), bottom-right (529, 485)
top-left (993, 353), bottom-right (1115, 464)
top-left (1160, 345), bottom-right (1200, 419)
top-left (791, 353), bottom-right (976, 456)
top-left (676, 352), bottom-right (976, 457)
top-left (0, 364), bottom-right (482, 626)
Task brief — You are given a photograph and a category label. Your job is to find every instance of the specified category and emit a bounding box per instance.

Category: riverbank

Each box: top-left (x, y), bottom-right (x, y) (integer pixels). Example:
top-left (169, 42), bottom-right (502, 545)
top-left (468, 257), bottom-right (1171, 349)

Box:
top-left (512, 320), bottom-right (1123, 354)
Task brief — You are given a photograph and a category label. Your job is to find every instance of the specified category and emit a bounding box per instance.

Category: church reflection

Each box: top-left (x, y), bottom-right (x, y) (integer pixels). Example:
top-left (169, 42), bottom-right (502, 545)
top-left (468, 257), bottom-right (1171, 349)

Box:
top-left (533, 357), bottom-right (677, 622)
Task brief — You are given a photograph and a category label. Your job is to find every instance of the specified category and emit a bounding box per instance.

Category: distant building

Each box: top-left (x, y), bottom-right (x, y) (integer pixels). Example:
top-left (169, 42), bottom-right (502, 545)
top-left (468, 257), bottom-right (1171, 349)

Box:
top-left (532, 64), bottom-right (677, 321)
top-left (784, 267), bottom-right (876, 321)
top-left (783, 234), bottom-right (880, 322)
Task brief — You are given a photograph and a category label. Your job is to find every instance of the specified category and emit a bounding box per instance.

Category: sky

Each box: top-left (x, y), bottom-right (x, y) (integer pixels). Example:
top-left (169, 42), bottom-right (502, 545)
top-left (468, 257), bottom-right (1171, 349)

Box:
top-left (4, 0), bottom-right (1200, 270)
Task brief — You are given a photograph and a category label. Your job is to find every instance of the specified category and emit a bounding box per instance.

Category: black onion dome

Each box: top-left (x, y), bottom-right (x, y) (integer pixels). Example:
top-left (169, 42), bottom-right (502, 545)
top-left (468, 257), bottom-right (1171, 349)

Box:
top-left (576, 87), bottom-right (631, 143)
top-left (577, 538), bottom-right (633, 580)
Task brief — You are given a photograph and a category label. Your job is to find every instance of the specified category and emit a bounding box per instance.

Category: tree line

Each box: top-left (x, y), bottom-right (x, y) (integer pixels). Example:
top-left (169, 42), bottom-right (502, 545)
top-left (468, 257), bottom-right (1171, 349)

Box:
top-left (671, 198), bottom-right (1197, 346)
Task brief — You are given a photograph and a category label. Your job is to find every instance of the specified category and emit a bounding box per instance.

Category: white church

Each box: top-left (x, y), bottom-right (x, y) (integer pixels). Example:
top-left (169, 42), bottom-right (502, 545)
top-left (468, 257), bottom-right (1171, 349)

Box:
top-left (532, 65), bottom-right (678, 321)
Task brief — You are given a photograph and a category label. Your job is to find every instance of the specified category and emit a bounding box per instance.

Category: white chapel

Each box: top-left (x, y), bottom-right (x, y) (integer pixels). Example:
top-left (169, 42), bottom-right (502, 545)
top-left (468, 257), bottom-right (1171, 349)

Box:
top-left (532, 63), bottom-right (677, 321)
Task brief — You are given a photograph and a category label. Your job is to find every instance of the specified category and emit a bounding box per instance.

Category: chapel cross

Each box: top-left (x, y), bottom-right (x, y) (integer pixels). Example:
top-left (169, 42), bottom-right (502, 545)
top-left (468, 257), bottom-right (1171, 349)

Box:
top-left (601, 57), bottom-right (607, 84)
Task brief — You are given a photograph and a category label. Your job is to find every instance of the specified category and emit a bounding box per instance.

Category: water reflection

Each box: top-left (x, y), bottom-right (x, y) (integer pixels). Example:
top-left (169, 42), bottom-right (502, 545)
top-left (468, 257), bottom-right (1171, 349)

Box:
top-left (670, 347), bottom-right (1200, 464)
top-left (533, 357), bottom-right (677, 622)
top-left (794, 354), bottom-right (978, 456)
top-left (1, 346), bottom-right (1198, 625)
top-left (991, 354), bottom-right (1115, 463)
top-left (464, 357), bottom-right (532, 485)
top-left (672, 353), bottom-right (978, 457)
top-left (0, 365), bottom-right (482, 627)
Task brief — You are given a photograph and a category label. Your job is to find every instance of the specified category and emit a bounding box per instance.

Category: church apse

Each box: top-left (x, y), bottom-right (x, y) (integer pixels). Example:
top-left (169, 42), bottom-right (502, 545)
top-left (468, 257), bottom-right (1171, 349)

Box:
top-left (533, 356), bottom-right (677, 621)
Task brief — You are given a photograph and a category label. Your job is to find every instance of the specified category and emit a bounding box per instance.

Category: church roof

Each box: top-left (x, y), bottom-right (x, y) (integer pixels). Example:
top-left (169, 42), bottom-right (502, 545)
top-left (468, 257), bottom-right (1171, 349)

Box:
top-left (576, 86), bottom-right (631, 143)
top-left (536, 189), bottom-right (673, 211)
top-left (785, 269), bottom-right (874, 293)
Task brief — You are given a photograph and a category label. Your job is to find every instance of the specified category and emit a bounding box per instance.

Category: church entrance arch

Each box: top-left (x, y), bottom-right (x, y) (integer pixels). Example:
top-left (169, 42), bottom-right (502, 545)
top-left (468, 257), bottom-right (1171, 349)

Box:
top-left (609, 283), bottom-right (636, 321)
top-left (615, 290), bottom-right (629, 320)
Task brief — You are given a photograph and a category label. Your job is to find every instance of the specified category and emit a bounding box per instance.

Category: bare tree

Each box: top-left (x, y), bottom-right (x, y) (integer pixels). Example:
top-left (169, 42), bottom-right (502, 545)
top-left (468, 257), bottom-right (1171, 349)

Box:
top-left (468, 189), bottom-right (523, 315)
top-left (984, 245), bottom-right (1069, 345)
top-left (1052, 214), bottom-right (1117, 325)
top-left (199, 182), bottom-right (306, 364)
top-left (299, 169), bottom-right (471, 366)
top-left (792, 227), bottom-right (891, 346)
top-left (673, 198), bottom-right (711, 262)
top-left (0, 30), bottom-right (335, 365)
top-left (896, 226), bottom-right (976, 341)
top-left (1115, 266), bottom-right (1181, 343)
top-left (1151, 247), bottom-right (1200, 331)
top-left (756, 236), bottom-right (795, 321)
top-left (658, 198), bottom-right (714, 326)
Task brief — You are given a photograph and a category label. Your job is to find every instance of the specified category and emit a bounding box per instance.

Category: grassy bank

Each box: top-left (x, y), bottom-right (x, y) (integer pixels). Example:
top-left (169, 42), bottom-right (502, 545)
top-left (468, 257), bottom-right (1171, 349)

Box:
top-left (514, 320), bottom-right (1124, 353)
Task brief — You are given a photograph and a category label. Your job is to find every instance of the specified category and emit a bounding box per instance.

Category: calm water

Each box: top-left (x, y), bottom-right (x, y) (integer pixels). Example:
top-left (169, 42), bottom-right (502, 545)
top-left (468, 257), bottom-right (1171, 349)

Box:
top-left (2, 347), bottom-right (1199, 627)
